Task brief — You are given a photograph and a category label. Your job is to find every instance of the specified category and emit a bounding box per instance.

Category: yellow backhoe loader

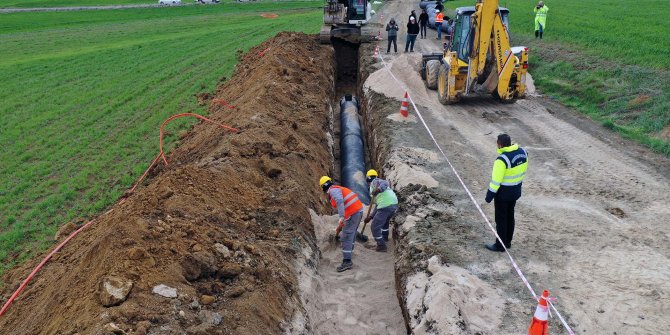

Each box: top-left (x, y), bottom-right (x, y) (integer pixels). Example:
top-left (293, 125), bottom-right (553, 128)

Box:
top-left (421, 0), bottom-right (529, 104)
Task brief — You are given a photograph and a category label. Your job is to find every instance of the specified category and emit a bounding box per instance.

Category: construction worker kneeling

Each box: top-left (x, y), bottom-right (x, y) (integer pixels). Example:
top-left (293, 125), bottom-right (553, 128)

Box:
top-left (364, 169), bottom-right (398, 252)
top-left (320, 176), bottom-right (364, 272)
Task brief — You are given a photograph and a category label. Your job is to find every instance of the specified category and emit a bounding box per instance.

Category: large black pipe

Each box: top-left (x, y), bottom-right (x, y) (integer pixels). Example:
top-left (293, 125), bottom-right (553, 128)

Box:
top-left (339, 95), bottom-right (370, 205)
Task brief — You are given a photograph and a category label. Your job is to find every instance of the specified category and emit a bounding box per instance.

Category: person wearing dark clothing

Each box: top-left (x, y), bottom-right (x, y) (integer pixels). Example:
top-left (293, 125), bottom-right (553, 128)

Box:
top-left (484, 134), bottom-right (529, 252)
top-left (418, 9), bottom-right (429, 38)
top-left (408, 10), bottom-right (416, 22)
top-left (386, 18), bottom-right (399, 53)
top-left (435, 0), bottom-right (443, 12)
top-left (405, 16), bottom-right (420, 52)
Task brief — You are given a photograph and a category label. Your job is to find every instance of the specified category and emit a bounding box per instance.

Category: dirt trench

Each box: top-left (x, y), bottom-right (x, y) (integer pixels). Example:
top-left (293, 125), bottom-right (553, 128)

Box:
top-left (0, 32), bottom-right (409, 335)
top-left (293, 40), bottom-right (407, 335)
top-left (0, 32), bottom-right (337, 335)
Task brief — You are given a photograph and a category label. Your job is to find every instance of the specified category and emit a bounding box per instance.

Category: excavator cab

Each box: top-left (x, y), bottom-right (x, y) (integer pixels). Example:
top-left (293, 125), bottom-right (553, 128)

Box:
top-left (347, 0), bottom-right (368, 23)
top-left (320, 0), bottom-right (371, 43)
top-left (450, 7), bottom-right (509, 61)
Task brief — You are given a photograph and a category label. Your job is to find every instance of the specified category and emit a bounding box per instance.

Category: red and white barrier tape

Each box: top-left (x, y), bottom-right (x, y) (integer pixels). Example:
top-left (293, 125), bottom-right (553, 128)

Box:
top-left (375, 49), bottom-right (575, 335)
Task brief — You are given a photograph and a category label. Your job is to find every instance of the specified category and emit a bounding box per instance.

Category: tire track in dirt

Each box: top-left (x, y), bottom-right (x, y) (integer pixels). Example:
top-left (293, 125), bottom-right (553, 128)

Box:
top-left (366, 0), bottom-right (670, 332)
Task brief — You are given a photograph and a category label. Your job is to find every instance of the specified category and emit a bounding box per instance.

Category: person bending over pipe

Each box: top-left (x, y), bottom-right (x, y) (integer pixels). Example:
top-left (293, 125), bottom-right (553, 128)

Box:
top-left (320, 176), bottom-right (364, 272)
top-left (363, 169), bottom-right (398, 252)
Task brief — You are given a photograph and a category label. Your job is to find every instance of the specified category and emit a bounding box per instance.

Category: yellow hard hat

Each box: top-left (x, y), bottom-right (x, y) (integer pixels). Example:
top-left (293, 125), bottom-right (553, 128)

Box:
top-left (319, 176), bottom-right (332, 186)
top-left (366, 169), bottom-right (378, 178)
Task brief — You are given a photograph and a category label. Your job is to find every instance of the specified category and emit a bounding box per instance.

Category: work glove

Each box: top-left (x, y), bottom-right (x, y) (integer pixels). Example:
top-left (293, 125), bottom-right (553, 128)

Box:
top-left (364, 217), bottom-right (372, 224)
top-left (485, 190), bottom-right (495, 203)
top-left (335, 219), bottom-right (344, 236)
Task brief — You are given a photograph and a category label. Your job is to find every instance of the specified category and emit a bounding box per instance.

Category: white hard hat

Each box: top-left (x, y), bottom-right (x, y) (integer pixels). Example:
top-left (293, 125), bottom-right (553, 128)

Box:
top-left (435, 9), bottom-right (440, 12)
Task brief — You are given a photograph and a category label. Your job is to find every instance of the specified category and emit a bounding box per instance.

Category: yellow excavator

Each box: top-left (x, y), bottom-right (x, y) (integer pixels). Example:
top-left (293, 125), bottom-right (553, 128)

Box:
top-left (421, 0), bottom-right (529, 104)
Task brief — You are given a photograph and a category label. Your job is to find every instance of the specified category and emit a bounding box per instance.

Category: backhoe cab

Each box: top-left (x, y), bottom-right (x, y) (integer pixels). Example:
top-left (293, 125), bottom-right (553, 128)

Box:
top-left (421, 1), bottom-right (529, 104)
top-left (320, 0), bottom-right (372, 44)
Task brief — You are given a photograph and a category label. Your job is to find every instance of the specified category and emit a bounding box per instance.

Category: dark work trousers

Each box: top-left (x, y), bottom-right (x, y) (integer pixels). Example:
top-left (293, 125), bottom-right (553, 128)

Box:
top-left (405, 34), bottom-right (417, 52)
top-left (494, 199), bottom-right (516, 248)
top-left (420, 24), bottom-right (427, 38)
top-left (340, 210), bottom-right (363, 261)
top-left (387, 36), bottom-right (397, 52)
top-left (371, 204), bottom-right (397, 247)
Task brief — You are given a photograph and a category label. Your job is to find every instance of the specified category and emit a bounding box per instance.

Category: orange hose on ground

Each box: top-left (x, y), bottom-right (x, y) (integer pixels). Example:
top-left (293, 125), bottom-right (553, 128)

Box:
top-left (0, 113), bottom-right (237, 317)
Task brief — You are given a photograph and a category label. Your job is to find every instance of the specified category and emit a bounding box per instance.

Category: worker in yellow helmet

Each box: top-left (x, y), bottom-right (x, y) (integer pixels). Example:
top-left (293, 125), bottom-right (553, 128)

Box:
top-left (319, 176), bottom-right (364, 272)
top-left (534, 1), bottom-right (549, 39)
top-left (484, 134), bottom-right (528, 252)
top-left (363, 169), bottom-right (398, 252)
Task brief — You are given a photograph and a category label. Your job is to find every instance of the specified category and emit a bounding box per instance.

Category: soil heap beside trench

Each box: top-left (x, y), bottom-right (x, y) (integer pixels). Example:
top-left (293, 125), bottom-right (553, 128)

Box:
top-left (0, 32), bottom-right (335, 335)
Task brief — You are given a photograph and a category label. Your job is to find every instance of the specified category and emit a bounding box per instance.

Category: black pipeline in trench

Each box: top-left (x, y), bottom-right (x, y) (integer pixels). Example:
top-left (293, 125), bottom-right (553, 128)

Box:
top-left (332, 39), bottom-right (370, 205)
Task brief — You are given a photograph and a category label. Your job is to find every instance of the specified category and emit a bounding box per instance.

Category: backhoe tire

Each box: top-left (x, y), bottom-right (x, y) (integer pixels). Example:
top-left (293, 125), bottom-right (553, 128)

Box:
top-left (437, 63), bottom-right (458, 105)
top-left (425, 60), bottom-right (440, 90)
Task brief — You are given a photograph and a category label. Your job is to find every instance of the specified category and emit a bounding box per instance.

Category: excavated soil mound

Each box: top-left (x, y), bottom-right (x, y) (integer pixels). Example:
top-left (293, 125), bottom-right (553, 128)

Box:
top-left (0, 32), bottom-right (334, 335)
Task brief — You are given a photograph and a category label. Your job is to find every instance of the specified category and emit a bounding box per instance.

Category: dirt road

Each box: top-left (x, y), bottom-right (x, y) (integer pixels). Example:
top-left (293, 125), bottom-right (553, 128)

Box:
top-left (365, 1), bottom-right (670, 333)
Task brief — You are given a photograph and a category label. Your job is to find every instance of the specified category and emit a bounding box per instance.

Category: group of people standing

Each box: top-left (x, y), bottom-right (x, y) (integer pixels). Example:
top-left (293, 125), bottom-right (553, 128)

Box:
top-left (384, 0), bottom-right (550, 54)
top-left (384, 7), bottom-right (452, 53)
top-left (384, 11), bottom-right (421, 53)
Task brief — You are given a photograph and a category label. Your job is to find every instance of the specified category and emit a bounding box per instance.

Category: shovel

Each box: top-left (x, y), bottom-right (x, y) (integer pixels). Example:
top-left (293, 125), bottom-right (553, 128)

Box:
top-left (356, 201), bottom-right (375, 242)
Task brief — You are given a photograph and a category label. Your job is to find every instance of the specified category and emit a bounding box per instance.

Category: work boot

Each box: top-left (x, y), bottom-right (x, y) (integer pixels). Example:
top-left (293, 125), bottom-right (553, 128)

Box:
top-left (336, 260), bottom-right (353, 272)
top-left (375, 244), bottom-right (388, 252)
top-left (485, 243), bottom-right (504, 252)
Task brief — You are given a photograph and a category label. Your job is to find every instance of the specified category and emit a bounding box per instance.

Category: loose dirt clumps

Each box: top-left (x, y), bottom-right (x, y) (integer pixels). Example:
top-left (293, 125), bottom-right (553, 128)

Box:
top-left (0, 32), bottom-right (335, 335)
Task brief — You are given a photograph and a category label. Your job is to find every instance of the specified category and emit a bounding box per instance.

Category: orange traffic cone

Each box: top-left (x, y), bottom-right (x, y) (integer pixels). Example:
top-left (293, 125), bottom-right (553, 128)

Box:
top-left (528, 290), bottom-right (550, 335)
top-left (399, 92), bottom-right (409, 117)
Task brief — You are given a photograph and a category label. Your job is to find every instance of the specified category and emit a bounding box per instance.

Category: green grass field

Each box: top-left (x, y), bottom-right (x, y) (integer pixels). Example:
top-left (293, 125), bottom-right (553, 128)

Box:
top-left (446, 0), bottom-right (670, 155)
top-left (0, 0), bottom-right (149, 7)
top-left (0, 2), bottom-right (322, 276)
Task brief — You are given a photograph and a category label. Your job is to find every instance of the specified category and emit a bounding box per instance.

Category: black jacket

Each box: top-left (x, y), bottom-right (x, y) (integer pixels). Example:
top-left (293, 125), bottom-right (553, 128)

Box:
top-left (419, 12), bottom-right (429, 25)
top-left (407, 21), bottom-right (420, 34)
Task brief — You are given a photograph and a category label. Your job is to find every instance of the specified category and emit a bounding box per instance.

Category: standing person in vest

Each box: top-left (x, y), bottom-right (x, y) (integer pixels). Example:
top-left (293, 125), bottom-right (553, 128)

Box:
top-left (534, 1), bottom-right (549, 39)
top-left (320, 176), bottom-right (364, 272)
top-left (363, 170), bottom-right (398, 252)
top-left (435, 10), bottom-right (444, 40)
top-left (484, 134), bottom-right (528, 252)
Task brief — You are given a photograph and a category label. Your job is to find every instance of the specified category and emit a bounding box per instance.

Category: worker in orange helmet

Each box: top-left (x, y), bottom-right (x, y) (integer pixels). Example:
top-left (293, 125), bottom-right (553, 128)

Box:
top-left (320, 176), bottom-right (364, 272)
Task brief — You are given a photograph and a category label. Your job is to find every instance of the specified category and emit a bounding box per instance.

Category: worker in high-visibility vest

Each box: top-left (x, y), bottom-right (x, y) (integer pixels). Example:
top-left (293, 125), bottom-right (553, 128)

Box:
top-left (534, 1), bottom-right (549, 39)
top-left (320, 176), bottom-right (364, 272)
top-left (363, 169), bottom-right (398, 252)
top-left (484, 134), bottom-right (528, 252)
top-left (435, 10), bottom-right (444, 40)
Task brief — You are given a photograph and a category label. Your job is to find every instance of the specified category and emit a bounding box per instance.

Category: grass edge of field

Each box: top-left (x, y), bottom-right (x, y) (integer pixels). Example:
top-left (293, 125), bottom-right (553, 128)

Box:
top-left (0, 7), bottom-right (323, 283)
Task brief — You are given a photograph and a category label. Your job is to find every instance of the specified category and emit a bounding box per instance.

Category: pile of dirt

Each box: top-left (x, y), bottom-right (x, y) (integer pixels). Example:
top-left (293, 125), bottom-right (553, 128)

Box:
top-left (0, 32), bottom-right (335, 335)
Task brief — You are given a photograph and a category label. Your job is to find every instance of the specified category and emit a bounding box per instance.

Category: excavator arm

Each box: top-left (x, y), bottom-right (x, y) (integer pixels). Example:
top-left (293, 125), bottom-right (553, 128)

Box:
top-left (469, 0), bottom-right (518, 100)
